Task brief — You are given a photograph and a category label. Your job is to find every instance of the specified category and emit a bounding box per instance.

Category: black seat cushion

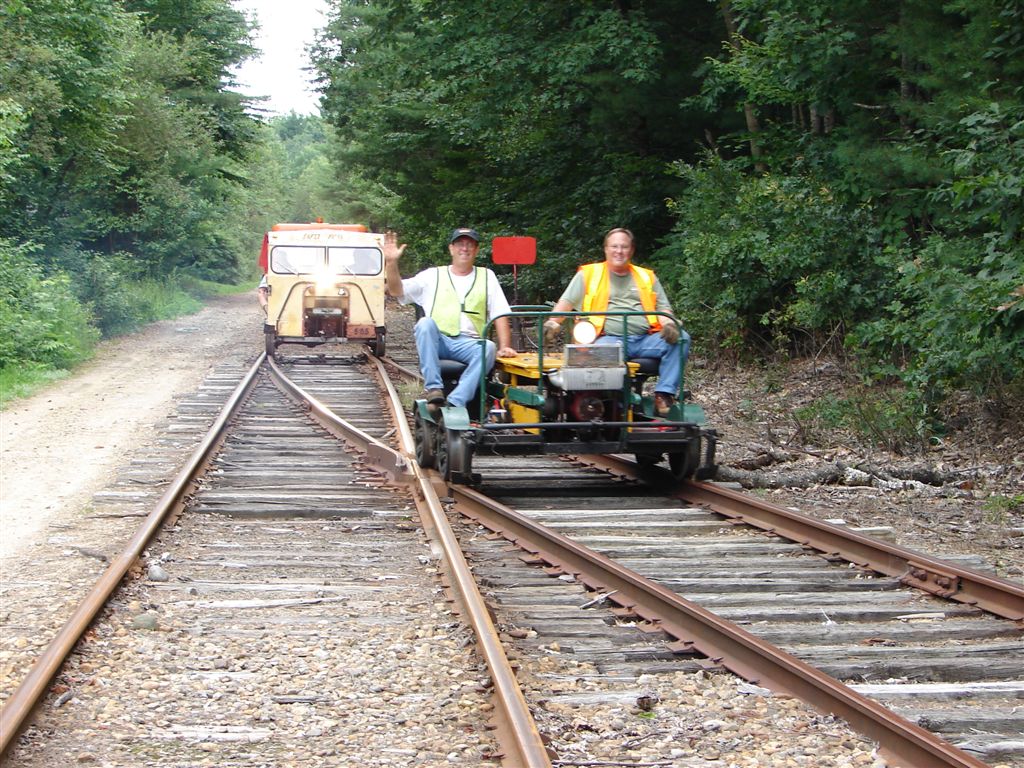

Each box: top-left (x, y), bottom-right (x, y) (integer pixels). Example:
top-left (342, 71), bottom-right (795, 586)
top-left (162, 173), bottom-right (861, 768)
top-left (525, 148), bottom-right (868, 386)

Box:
top-left (630, 357), bottom-right (660, 375)
top-left (440, 359), bottom-right (467, 380)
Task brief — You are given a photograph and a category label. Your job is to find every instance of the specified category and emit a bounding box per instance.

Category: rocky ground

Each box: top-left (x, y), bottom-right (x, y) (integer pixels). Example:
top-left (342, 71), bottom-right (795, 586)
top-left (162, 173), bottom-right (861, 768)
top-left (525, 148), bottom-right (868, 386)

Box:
top-left (684, 356), bottom-right (1024, 581)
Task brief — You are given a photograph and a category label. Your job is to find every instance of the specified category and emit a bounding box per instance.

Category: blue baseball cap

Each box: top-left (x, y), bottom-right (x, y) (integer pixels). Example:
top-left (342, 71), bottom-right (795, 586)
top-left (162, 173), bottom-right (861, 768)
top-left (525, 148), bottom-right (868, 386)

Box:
top-left (448, 227), bottom-right (481, 244)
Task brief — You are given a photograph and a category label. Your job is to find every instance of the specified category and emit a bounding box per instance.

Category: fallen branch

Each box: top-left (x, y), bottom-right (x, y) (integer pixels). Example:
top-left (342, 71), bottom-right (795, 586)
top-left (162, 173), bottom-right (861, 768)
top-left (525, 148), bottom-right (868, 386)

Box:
top-left (717, 460), bottom-right (968, 494)
top-left (716, 463), bottom-right (842, 489)
top-left (733, 445), bottom-right (799, 470)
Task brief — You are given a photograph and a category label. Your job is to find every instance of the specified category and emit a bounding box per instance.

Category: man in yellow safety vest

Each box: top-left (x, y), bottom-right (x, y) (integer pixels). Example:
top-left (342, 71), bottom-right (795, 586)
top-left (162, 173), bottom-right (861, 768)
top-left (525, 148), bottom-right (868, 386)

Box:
top-left (544, 227), bottom-right (689, 416)
top-left (384, 227), bottom-right (517, 407)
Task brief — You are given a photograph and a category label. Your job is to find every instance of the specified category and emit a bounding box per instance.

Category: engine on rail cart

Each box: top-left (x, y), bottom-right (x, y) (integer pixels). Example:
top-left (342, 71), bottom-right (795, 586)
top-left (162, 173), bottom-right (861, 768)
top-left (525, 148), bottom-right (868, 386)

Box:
top-left (260, 223), bottom-right (387, 358)
top-left (413, 308), bottom-right (718, 485)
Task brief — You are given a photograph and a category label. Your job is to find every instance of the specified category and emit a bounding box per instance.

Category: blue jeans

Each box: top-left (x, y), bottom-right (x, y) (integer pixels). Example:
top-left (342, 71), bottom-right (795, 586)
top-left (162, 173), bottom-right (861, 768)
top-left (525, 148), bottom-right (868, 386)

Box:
top-left (594, 330), bottom-right (690, 396)
top-left (414, 317), bottom-right (496, 407)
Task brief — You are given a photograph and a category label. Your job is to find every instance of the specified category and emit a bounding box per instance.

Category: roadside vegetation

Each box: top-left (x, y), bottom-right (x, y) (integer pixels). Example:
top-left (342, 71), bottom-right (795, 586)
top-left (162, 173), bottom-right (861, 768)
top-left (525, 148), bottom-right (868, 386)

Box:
top-left (2, 1), bottom-right (1022, 447)
top-left (0, 1), bottom-right (333, 406)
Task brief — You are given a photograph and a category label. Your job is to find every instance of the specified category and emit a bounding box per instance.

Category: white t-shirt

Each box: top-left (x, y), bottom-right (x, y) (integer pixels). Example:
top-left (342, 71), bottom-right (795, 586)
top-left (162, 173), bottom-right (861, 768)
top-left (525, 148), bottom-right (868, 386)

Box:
top-left (400, 266), bottom-right (511, 338)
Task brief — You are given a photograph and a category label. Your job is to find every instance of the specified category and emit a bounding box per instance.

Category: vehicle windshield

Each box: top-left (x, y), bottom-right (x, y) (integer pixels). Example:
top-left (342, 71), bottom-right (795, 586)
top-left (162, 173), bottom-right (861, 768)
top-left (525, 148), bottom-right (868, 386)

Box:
top-left (271, 245), bottom-right (382, 276)
top-left (328, 247), bottom-right (382, 275)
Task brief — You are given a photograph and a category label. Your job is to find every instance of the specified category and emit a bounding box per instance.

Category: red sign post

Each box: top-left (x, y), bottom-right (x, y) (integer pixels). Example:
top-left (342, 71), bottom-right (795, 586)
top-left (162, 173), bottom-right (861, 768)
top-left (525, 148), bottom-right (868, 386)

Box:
top-left (491, 236), bottom-right (537, 304)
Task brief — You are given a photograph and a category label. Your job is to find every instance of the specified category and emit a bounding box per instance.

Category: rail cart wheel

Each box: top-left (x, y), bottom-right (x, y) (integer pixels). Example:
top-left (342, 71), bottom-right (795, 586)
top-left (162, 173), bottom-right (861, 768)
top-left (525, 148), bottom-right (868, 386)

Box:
top-left (414, 409), bottom-right (437, 469)
top-left (634, 452), bottom-right (662, 468)
top-left (264, 330), bottom-right (276, 359)
top-left (437, 426), bottom-right (472, 483)
top-left (668, 437), bottom-right (701, 480)
top-left (371, 330), bottom-right (386, 357)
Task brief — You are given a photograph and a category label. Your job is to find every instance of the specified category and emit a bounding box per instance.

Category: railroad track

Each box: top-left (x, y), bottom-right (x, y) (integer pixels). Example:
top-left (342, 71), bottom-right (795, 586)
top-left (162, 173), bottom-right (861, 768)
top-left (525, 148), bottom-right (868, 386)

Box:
top-left (383, 334), bottom-right (1024, 767)
top-left (3, 341), bottom-right (1022, 768)
top-left (452, 454), bottom-right (1024, 766)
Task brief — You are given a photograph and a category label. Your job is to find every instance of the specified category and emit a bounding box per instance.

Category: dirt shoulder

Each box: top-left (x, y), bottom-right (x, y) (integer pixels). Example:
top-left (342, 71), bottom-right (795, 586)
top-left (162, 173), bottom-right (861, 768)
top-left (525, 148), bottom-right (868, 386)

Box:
top-left (0, 292), bottom-right (263, 561)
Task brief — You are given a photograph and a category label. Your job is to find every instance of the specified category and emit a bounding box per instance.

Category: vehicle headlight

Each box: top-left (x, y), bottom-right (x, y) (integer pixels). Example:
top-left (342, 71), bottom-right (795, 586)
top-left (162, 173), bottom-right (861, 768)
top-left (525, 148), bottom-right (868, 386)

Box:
top-left (572, 320), bottom-right (598, 345)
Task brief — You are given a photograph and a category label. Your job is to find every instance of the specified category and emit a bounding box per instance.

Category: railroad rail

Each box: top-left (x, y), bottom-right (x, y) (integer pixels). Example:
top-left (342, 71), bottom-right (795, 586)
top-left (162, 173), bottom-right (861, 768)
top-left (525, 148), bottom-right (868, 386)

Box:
top-left (3, 341), bottom-right (1021, 767)
top-left (1, 352), bottom-right (549, 767)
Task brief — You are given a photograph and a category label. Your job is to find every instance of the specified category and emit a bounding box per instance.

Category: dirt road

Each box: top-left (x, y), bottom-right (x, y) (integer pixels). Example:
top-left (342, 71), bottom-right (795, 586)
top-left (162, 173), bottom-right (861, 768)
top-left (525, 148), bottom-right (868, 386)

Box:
top-left (0, 293), bottom-right (262, 561)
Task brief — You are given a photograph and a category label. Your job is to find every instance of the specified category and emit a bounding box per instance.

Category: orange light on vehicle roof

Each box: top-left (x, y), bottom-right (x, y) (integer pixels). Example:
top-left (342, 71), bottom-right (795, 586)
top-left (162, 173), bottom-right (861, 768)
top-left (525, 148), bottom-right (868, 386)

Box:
top-left (271, 223), bottom-right (368, 232)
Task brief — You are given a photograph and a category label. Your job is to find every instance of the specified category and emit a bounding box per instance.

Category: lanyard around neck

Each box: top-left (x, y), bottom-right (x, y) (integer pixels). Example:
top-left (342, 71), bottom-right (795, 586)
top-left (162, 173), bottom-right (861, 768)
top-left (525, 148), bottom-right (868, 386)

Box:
top-left (448, 267), bottom-right (480, 314)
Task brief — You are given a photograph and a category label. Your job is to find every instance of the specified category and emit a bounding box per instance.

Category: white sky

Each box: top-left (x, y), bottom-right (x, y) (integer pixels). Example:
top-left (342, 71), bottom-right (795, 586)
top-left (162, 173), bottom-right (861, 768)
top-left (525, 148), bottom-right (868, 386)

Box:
top-left (230, 0), bottom-right (330, 117)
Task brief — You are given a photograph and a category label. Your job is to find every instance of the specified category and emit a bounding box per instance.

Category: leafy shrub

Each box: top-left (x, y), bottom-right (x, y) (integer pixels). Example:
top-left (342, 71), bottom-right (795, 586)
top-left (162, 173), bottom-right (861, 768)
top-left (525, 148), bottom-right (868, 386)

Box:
top-left (0, 239), bottom-right (99, 368)
top-left (0, 99), bottom-right (25, 196)
top-left (931, 102), bottom-right (1024, 244)
top-left (844, 102), bottom-right (1024, 417)
top-left (851, 236), bottom-right (1024, 407)
top-left (124, 276), bottom-right (202, 322)
top-left (793, 387), bottom-right (935, 453)
top-left (653, 154), bottom-right (884, 357)
top-left (56, 252), bottom-right (201, 336)
top-left (75, 254), bottom-right (145, 336)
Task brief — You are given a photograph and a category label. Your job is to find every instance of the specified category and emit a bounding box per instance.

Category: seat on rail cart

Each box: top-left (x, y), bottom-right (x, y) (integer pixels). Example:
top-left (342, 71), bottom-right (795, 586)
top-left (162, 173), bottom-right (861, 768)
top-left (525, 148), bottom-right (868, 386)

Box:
top-left (440, 359), bottom-right (468, 395)
top-left (628, 356), bottom-right (659, 393)
top-left (630, 357), bottom-right (659, 377)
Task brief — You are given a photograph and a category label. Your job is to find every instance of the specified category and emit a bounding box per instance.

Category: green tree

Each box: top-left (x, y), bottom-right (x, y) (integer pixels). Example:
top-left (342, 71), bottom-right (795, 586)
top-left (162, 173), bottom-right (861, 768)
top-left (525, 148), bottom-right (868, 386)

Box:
top-left (677, 0), bottom-right (1024, 410)
top-left (0, 0), bottom-right (135, 249)
top-left (655, 154), bottom-right (884, 355)
top-left (0, 0), bottom-right (270, 356)
top-left (125, 0), bottom-right (259, 157)
top-left (0, 99), bottom-right (25, 201)
top-left (313, 0), bottom-right (726, 284)
top-left (0, 0), bottom-right (262, 281)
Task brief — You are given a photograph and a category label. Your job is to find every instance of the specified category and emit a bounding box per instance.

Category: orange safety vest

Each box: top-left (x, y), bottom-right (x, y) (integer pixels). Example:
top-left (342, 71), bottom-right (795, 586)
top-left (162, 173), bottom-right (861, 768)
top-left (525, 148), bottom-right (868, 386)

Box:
top-left (578, 262), bottom-right (662, 334)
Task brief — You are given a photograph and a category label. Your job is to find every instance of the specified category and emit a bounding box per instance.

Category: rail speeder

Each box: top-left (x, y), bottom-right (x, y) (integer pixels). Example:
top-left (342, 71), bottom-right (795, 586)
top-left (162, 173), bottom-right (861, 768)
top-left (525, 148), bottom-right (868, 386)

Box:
top-left (411, 238), bottom-right (717, 485)
top-left (260, 223), bottom-right (387, 358)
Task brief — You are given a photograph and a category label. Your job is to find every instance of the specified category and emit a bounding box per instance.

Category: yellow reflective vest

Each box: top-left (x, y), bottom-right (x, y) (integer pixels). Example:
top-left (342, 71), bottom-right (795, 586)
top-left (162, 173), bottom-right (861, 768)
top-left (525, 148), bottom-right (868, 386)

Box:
top-left (578, 262), bottom-right (661, 334)
top-left (431, 266), bottom-right (488, 337)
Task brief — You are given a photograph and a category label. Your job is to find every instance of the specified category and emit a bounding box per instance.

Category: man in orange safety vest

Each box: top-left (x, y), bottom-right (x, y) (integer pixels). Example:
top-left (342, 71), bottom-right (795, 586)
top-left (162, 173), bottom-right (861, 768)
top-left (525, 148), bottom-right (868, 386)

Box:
top-left (544, 227), bottom-right (689, 416)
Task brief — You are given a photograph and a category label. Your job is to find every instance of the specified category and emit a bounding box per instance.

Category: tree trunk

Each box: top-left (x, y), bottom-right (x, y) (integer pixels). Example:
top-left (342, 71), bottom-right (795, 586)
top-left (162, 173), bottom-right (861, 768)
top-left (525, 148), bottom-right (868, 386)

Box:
top-left (719, 0), bottom-right (765, 170)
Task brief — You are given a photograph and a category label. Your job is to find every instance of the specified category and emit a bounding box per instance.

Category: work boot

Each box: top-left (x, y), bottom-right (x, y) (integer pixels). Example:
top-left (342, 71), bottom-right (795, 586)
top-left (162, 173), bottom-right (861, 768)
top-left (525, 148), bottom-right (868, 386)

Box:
top-left (654, 392), bottom-right (676, 416)
top-left (424, 389), bottom-right (445, 405)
